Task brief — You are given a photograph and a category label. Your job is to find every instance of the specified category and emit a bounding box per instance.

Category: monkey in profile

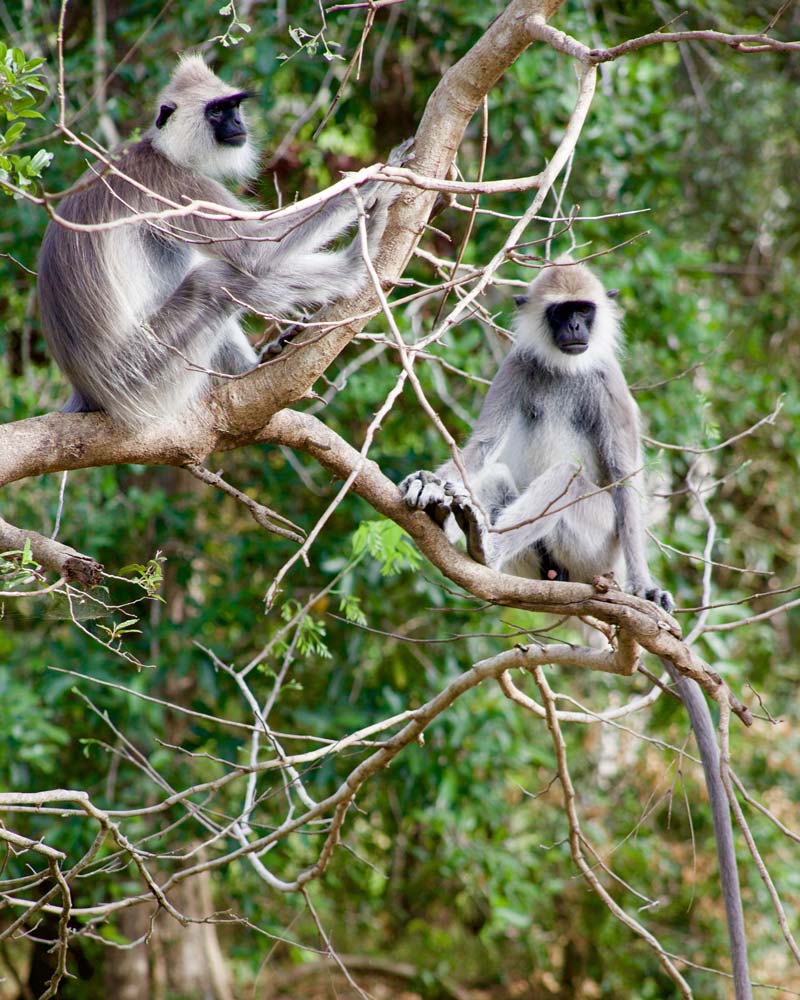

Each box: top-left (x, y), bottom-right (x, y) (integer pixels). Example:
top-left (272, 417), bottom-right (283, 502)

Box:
top-left (401, 257), bottom-right (751, 999)
top-left (38, 56), bottom-right (401, 429)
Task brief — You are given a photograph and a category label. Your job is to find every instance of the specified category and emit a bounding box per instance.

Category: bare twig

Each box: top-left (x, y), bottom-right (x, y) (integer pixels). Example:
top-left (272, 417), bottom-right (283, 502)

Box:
top-left (185, 463), bottom-right (305, 543)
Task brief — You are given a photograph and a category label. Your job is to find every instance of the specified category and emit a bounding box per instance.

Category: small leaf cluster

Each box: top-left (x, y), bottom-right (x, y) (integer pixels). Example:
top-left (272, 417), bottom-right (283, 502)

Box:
top-left (118, 553), bottom-right (166, 600)
top-left (280, 599), bottom-right (332, 658)
top-left (280, 24), bottom-right (344, 63)
top-left (214, 3), bottom-right (252, 48)
top-left (0, 42), bottom-right (52, 194)
top-left (351, 519), bottom-right (423, 576)
top-left (0, 537), bottom-right (38, 591)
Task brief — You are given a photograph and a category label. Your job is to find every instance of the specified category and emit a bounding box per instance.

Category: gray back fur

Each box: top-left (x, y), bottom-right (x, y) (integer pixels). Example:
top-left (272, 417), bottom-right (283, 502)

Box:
top-left (38, 58), bottom-right (382, 428)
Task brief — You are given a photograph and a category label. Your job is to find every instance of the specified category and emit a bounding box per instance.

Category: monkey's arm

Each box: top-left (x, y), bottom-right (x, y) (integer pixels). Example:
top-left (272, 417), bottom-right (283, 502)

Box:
top-left (598, 369), bottom-right (673, 611)
top-left (154, 138), bottom-right (410, 290)
top-left (259, 137), bottom-right (414, 252)
top-left (400, 357), bottom-right (523, 564)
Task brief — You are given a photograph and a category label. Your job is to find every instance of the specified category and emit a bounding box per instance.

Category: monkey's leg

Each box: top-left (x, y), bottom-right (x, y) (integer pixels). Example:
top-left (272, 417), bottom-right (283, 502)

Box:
top-left (211, 318), bottom-right (258, 375)
top-left (490, 462), bottom-right (617, 580)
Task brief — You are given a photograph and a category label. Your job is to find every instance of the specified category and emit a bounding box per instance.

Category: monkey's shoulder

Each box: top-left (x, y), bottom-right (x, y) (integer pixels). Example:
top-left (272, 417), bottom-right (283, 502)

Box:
top-left (55, 137), bottom-right (240, 227)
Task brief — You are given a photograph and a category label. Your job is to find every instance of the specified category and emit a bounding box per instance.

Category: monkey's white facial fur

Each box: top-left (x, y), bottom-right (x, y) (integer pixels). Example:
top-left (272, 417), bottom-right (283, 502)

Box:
top-left (514, 255), bottom-right (621, 373)
top-left (150, 54), bottom-right (258, 180)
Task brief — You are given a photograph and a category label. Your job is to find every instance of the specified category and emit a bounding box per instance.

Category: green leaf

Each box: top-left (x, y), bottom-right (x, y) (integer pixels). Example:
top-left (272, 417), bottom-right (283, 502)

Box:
top-left (4, 121), bottom-right (24, 144)
top-left (351, 520), bottom-right (422, 576)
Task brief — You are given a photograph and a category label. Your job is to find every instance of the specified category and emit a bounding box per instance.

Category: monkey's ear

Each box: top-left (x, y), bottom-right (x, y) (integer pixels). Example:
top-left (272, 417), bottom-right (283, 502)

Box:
top-left (606, 289), bottom-right (620, 300)
top-left (513, 295), bottom-right (529, 308)
top-left (155, 102), bottom-right (177, 129)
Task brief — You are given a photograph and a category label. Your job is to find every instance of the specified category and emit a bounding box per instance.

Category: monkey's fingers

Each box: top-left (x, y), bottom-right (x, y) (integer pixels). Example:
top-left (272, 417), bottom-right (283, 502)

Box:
top-left (418, 483), bottom-right (448, 509)
top-left (400, 470), bottom-right (443, 507)
top-left (400, 471), bottom-right (460, 531)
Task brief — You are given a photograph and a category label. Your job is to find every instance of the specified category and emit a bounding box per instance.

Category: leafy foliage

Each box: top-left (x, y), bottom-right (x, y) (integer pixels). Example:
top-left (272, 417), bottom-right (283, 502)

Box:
top-left (352, 518), bottom-right (423, 575)
top-left (0, 42), bottom-right (51, 193)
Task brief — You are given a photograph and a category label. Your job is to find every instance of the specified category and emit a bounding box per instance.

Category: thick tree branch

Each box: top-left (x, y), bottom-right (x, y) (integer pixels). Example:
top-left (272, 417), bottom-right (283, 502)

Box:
top-left (259, 409), bottom-right (753, 726)
top-left (0, 514), bottom-right (102, 585)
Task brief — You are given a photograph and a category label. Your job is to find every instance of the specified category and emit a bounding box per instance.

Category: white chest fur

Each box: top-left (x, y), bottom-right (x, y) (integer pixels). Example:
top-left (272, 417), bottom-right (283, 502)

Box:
top-left (494, 413), bottom-right (601, 489)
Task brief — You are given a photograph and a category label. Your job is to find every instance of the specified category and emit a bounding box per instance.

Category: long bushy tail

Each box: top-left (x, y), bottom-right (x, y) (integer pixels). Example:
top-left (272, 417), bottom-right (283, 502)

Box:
top-left (660, 657), bottom-right (752, 1000)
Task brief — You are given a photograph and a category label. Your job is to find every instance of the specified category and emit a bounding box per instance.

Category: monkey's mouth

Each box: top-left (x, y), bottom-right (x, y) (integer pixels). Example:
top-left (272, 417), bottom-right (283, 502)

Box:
top-left (559, 342), bottom-right (589, 355)
top-left (222, 133), bottom-right (248, 146)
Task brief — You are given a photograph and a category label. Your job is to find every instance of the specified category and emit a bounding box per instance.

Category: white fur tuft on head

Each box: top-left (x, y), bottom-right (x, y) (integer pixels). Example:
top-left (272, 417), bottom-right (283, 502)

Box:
top-left (150, 54), bottom-right (257, 180)
top-left (513, 254), bottom-right (621, 372)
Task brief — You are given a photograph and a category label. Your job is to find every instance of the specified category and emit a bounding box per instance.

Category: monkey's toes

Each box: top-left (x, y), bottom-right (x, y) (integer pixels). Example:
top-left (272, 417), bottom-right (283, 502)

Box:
top-left (646, 587), bottom-right (675, 614)
top-left (387, 137), bottom-right (415, 167)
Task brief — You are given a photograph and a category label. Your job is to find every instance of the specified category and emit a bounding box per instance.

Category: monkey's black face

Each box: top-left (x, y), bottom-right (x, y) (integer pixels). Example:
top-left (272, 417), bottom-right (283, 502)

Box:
top-left (545, 300), bottom-right (596, 355)
top-left (205, 92), bottom-right (252, 147)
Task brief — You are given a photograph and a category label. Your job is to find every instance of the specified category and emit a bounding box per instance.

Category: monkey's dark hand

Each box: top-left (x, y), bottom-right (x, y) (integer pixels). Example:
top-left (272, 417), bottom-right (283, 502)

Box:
top-left (445, 484), bottom-right (491, 567)
top-left (400, 470), bottom-right (452, 529)
top-left (362, 138), bottom-right (416, 232)
top-left (387, 136), bottom-right (415, 168)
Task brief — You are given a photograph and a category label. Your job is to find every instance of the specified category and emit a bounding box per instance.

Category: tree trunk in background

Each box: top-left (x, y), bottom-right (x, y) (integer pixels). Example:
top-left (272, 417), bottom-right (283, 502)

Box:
top-left (156, 869), bottom-right (234, 1000)
top-left (104, 904), bottom-right (151, 1000)
top-left (104, 868), bottom-right (234, 1000)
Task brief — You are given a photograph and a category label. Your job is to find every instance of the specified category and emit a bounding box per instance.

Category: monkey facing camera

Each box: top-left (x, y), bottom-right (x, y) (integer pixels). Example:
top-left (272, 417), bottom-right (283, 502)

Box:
top-left (38, 55), bottom-right (404, 429)
top-left (401, 255), bottom-right (673, 612)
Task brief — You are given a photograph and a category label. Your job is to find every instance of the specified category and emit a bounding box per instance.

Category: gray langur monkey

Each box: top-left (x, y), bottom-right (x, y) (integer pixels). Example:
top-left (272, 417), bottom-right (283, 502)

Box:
top-left (400, 257), bottom-right (751, 1000)
top-left (38, 55), bottom-right (403, 429)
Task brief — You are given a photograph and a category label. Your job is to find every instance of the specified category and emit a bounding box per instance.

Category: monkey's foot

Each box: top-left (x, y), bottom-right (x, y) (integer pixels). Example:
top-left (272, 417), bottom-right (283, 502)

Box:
top-left (632, 580), bottom-right (675, 614)
top-left (259, 318), bottom-right (310, 359)
top-left (645, 586), bottom-right (675, 614)
top-left (443, 484), bottom-right (490, 567)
